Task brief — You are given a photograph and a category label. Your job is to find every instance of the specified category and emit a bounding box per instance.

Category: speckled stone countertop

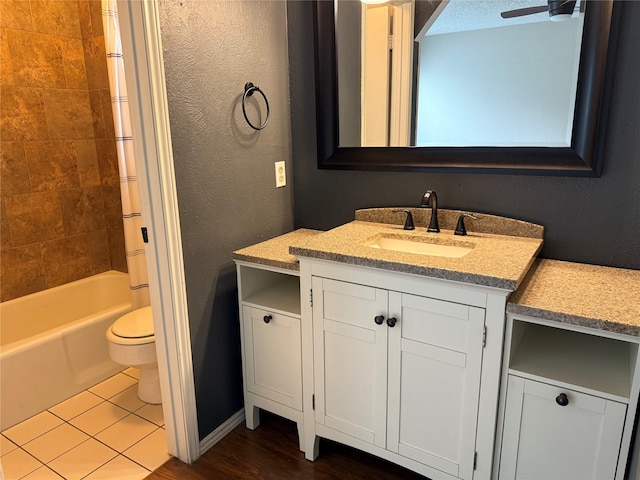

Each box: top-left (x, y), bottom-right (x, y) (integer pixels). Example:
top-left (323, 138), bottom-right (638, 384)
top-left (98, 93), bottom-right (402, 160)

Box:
top-left (289, 219), bottom-right (543, 290)
top-left (508, 259), bottom-right (640, 336)
top-left (355, 208), bottom-right (544, 239)
top-left (233, 229), bottom-right (322, 271)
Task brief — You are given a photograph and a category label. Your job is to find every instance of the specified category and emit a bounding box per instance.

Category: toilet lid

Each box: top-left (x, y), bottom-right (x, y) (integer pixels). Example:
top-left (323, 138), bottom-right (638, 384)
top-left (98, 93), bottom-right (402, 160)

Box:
top-left (112, 306), bottom-right (154, 338)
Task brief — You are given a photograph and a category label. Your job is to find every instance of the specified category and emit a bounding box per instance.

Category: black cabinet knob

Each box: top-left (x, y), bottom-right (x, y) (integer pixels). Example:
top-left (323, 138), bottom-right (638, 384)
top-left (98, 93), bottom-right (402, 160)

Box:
top-left (556, 393), bottom-right (569, 406)
top-left (263, 315), bottom-right (272, 324)
top-left (386, 317), bottom-right (397, 328)
top-left (374, 315), bottom-right (385, 325)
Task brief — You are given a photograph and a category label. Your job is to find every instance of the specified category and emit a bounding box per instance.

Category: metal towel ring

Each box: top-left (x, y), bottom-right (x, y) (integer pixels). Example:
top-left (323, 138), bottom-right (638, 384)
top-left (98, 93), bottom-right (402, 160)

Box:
top-left (242, 82), bottom-right (270, 130)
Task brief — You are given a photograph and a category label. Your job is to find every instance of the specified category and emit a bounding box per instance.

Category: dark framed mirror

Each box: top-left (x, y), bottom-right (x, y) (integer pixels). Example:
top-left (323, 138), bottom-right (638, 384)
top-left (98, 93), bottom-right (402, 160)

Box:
top-left (313, 0), bottom-right (616, 176)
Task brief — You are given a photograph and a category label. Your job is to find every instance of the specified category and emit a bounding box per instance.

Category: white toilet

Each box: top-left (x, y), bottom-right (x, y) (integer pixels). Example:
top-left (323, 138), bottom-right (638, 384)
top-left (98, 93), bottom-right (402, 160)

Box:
top-left (106, 306), bottom-right (161, 404)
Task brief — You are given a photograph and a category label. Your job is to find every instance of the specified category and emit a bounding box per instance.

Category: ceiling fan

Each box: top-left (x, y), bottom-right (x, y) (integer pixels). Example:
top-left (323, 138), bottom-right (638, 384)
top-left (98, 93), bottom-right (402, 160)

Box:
top-left (500, 0), bottom-right (581, 21)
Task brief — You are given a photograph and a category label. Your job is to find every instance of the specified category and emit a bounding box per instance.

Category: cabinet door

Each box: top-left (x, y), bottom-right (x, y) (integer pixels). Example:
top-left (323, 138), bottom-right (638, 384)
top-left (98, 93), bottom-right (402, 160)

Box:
top-left (387, 291), bottom-right (485, 479)
top-left (500, 376), bottom-right (627, 480)
top-left (312, 277), bottom-right (389, 448)
top-left (242, 306), bottom-right (302, 410)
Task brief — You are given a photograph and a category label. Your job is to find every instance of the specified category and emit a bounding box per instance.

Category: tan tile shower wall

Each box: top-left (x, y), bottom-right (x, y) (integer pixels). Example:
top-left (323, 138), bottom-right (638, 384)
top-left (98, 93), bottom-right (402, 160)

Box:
top-left (0, 0), bottom-right (127, 302)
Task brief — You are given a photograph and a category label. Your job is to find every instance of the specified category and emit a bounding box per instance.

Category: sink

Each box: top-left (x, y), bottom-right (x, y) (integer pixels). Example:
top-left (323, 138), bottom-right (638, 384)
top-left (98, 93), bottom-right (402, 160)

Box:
top-left (366, 236), bottom-right (474, 258)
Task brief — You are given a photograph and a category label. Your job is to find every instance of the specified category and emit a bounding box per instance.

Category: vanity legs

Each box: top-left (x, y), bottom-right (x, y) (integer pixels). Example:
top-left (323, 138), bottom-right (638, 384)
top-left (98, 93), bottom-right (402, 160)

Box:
top-left (245, 404), bottom-right (260, 430)
top-left (245, 402), bottom-right (307, 453)
top-left (304, 433), bottom-right (320, 461)
top-left (296, 423), bottom-right (305, 452)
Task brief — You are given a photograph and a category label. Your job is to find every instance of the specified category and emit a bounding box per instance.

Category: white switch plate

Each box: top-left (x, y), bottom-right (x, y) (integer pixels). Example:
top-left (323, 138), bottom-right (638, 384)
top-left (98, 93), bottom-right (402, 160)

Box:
top-left (275, 161), bottom-right (286, 188)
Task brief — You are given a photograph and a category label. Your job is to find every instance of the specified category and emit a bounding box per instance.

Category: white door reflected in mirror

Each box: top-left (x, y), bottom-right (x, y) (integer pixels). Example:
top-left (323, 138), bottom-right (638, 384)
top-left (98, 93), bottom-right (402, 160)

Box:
top-left (336, 0), bottom-right (585, 147)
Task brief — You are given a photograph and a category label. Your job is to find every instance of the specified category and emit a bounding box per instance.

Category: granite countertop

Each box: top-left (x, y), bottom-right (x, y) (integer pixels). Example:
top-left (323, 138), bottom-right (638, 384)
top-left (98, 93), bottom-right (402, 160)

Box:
top-left (289, 220), bottom-right (543, 290)
top-left (232, 229), bottom-right (322, 271)
top-left (508, 259), bottom-right (640, 336)
top-left (234, 220), bottom-right (638, 337)
top-left (355, 207), bottom-right (544, 239)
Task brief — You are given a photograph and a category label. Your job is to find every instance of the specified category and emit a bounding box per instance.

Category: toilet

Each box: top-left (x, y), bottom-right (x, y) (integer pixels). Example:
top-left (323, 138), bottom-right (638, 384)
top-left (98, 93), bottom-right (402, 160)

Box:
top-left (106, 306), bottom-right (161, 404)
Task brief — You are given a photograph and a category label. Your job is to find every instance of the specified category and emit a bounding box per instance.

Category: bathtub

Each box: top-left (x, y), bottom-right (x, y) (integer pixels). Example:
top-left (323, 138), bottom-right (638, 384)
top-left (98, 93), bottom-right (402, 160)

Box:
top-left (0, 271), bottom-right (133, 430)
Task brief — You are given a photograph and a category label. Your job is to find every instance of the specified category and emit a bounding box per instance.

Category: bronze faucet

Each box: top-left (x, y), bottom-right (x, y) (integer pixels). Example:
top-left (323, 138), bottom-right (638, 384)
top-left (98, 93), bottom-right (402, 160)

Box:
top-left (420, 190), bottom-right (439, 233)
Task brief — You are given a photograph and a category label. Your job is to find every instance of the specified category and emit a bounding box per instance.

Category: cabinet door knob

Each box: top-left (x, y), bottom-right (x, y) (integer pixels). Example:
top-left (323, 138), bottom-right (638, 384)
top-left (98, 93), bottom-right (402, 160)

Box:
top-left (374, 315), bottom-right (385, 325)
top-left (263, 315), bottom-right (272, 324)
top-left (555, 393), bottom-right (569, 406)
top-left (386, 317), bottom-right (397, 328)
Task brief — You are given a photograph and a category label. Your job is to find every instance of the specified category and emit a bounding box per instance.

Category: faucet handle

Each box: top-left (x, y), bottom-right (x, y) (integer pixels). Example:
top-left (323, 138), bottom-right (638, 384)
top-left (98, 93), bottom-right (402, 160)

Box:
top-left (454, 214), bottom-right (479, 236)
top-left (392, 209), bottom-right (415, 230)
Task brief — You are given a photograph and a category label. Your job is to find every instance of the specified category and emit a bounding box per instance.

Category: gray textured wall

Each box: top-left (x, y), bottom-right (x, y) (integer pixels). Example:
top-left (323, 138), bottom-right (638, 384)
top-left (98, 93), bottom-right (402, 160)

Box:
top-left (289, 1), bottom-right (640, 270)
top-left (159, 0), bottom-right (294, 439)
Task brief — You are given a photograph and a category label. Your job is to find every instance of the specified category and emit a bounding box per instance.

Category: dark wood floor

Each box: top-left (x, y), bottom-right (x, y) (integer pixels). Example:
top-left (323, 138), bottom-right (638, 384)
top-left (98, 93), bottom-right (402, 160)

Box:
top-left (147, 411), bottom-right (428, 480)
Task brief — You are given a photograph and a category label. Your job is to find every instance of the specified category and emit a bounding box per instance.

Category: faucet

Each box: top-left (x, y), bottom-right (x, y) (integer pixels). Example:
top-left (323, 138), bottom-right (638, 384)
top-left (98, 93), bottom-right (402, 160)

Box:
top-left (454, 213), bottom-right (479, 236)
top-left (392, 209), bottom-right (415, 230)
top-left (420, 190), bottom-right (440, 233)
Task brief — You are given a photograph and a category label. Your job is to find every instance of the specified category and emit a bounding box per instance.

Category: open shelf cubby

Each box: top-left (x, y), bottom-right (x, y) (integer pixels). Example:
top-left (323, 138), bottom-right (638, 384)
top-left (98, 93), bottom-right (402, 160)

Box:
top-left (239, 265), bottom-right (301, 316)
top-left (509, 319), bottom-right (637, 401)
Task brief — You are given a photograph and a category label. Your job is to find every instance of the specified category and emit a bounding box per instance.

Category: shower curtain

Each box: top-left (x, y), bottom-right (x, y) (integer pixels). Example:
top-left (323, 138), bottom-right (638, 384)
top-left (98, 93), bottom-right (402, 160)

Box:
top-left (102, 0), bottom-right (150, 308)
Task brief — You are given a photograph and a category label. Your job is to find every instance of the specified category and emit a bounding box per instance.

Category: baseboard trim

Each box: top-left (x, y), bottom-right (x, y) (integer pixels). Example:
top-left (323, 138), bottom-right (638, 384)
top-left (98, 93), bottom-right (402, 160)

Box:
top-left (199, 408), bottom-right (245, 455)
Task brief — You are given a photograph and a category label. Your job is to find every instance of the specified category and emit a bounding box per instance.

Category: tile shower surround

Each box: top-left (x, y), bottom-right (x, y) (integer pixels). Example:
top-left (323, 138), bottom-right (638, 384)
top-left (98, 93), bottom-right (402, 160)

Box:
top-left (0, 0), bottom-right (127, 302)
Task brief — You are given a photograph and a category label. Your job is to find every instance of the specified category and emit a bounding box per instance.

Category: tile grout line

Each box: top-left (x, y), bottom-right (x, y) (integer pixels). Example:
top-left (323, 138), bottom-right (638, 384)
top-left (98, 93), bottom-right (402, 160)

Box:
top-left (50, 437), bottom-right (117, 480)
top-left (74, 442), bottom-right (151, 480)
top-left (3, 371), bottom-right (164, 479)
top-left (11, 445), bottom-right (45, 479)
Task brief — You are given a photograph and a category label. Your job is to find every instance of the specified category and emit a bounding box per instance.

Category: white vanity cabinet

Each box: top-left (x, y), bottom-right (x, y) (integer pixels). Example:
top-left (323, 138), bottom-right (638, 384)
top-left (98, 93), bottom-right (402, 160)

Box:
top-left (241, 305), bottom-right (302, 411)
top-left (300, 259), bottom-right (511, 480)
top-left (500, 376), bottom-right (626, 480)
top-left (312, 276), bottom-right (486, 478)
top-left (235, 263), bottom-right (304, 449)
top-left (497, 315), bottom-right (640, 480)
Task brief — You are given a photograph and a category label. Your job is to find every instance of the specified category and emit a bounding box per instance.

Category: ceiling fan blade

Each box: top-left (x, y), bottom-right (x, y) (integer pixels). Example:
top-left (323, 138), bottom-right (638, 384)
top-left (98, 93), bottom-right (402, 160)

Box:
top-left (500, 5), bottom-right (549, 19)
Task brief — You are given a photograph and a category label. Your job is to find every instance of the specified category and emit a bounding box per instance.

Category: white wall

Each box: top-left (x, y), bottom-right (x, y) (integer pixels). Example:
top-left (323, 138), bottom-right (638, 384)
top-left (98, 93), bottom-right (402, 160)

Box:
top-left (416, 19), bottom-right (583, 147)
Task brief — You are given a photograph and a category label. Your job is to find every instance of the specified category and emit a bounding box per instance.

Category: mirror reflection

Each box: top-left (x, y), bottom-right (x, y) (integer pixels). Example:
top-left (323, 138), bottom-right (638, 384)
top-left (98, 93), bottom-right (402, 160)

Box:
top-left (336, 0), bottom-right (586, 148)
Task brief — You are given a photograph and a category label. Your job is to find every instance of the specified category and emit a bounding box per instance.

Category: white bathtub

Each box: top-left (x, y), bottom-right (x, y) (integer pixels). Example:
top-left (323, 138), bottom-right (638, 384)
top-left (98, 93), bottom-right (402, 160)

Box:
top-left (0, 271), bottom-right (133, 430)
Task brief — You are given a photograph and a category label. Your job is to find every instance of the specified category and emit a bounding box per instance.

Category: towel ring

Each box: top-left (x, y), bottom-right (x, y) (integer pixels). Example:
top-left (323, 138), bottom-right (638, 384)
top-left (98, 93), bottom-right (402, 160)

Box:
top-left (242, 82), bottom-right (270, 130)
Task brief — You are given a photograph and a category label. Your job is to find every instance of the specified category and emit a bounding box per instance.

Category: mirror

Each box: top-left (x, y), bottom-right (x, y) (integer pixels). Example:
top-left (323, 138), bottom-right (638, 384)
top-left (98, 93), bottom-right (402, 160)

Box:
top-left (313, 0), bottom-right (615, 175)
top-left (338, 0), bottom-right (585, 148)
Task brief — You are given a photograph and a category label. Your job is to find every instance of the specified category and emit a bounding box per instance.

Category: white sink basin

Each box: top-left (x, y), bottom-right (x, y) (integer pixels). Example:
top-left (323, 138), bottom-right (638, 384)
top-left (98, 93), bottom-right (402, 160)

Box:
top-left (366, 236), bottom-right (474, 258)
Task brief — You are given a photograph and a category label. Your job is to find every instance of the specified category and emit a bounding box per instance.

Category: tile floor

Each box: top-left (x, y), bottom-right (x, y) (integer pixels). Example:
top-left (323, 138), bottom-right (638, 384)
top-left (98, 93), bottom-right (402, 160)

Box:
top-left (1, 368), bottom-right (171, 480)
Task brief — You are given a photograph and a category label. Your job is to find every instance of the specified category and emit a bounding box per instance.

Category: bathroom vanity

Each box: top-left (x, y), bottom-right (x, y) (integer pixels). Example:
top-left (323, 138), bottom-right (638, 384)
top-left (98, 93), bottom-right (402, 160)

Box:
top-left (233, 210), bottom-right (640, 480)
top-left (498, 260), bottom-right (640, 480)
top-left (233, 229), bottom-right (321, 451)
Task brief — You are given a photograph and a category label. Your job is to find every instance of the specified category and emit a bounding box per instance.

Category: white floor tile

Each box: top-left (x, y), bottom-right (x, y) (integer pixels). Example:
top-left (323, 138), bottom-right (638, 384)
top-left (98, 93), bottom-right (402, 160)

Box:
top-left (0, 448), bottom-right (43, 479)
top-left (83, 455), bottom-right (150, 480)
top-left (89, 373), bottom-right (137, 399)
top-left (134, 403), bottom-right (164, 426)
top-left (2, 412), bottom-right (63, 446)
top-left (68, 402), bottom-right (128, 436)
top-left (109, 385), bottom-right (145, 412)
top-left (94, 415), bottom-right (157, 453)
top-left (122, 367), bottom-right (140, 380)
top-left (1, 434), bottom-right (18, 455)
top-left (21, 465), bottom-right (65, 479)
top-left (47, 438), bottom-right (117, 480)
top-left (22, 423), bottom-right (89, 464)
top-left (48, 391), bottom-right (103, 421)
top-left (123, 428), bottom-right (171, 471)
